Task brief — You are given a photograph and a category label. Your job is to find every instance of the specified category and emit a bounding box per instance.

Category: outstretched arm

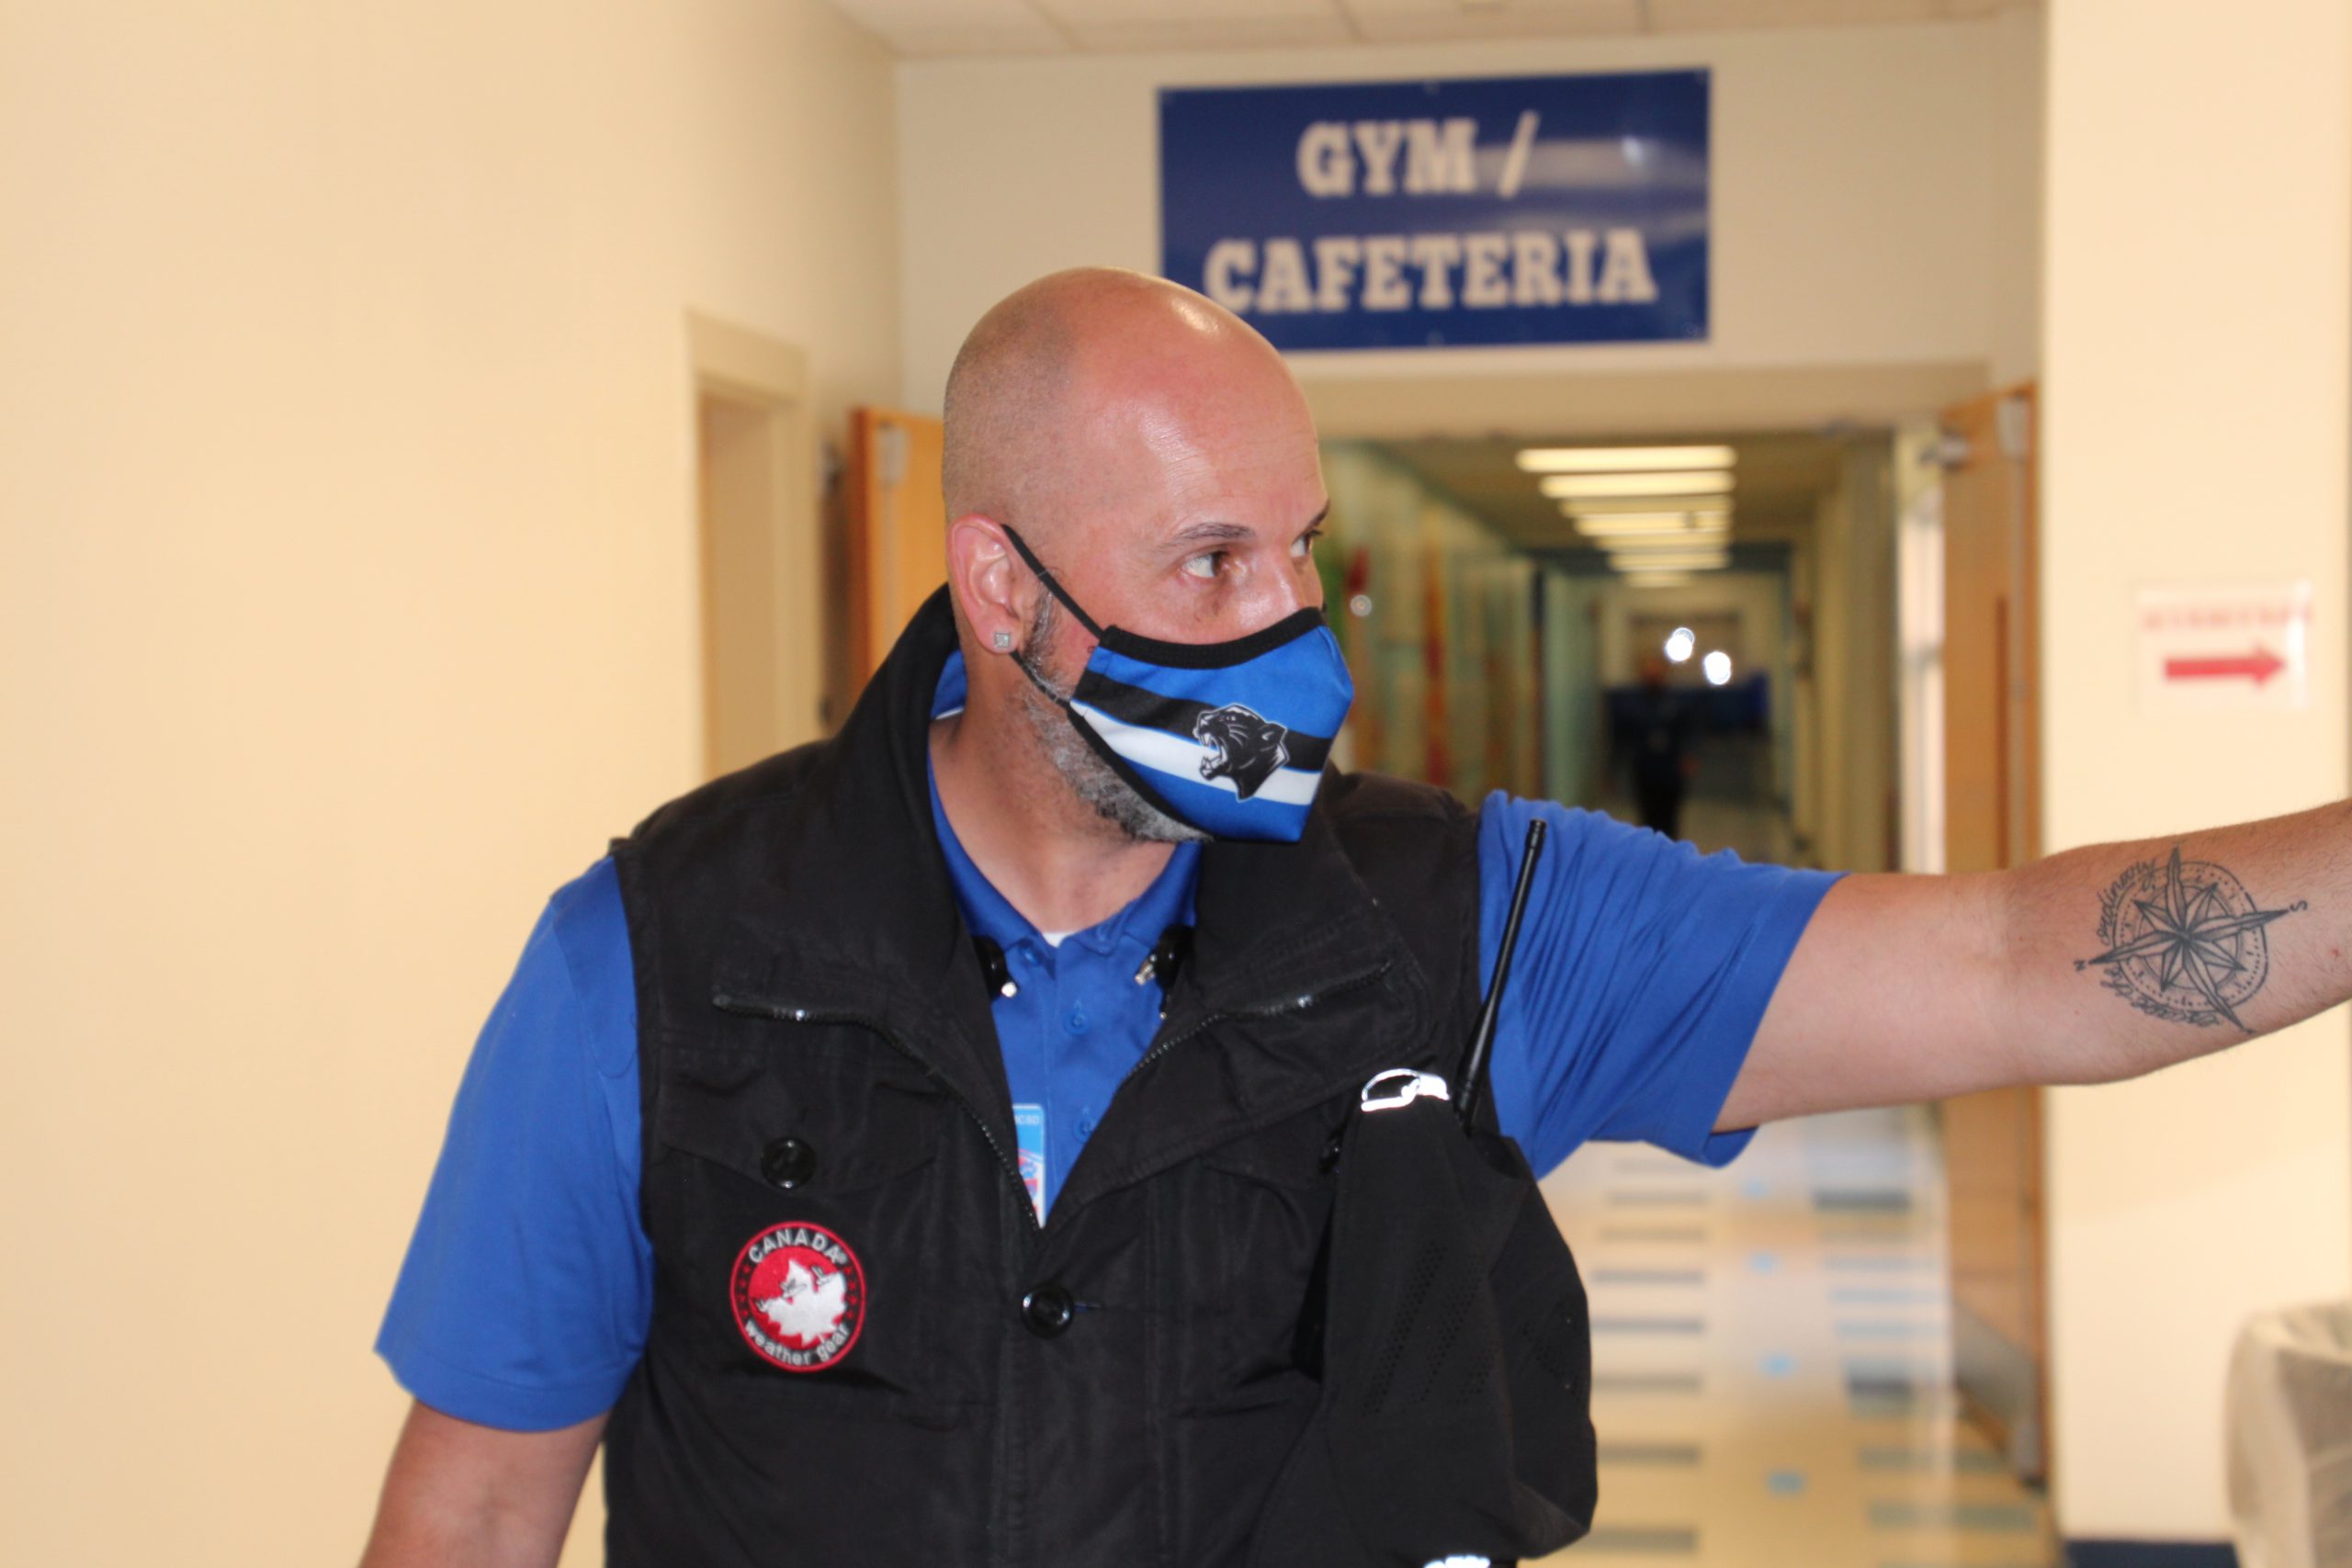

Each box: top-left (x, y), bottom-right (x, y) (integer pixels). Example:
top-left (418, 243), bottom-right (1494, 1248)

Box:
top-left (1719, 799), bottom-right (2352, 1131)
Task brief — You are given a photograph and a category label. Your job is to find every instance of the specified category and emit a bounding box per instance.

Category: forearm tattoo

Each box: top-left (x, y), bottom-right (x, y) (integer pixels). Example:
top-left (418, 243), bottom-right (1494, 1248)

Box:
top-left (2075, 847), bottom-right (2306, 1033)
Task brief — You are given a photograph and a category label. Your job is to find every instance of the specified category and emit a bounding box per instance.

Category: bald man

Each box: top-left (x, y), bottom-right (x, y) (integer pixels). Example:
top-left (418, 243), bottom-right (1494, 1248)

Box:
top-left (362, 269), bottom-right (2352, 1567)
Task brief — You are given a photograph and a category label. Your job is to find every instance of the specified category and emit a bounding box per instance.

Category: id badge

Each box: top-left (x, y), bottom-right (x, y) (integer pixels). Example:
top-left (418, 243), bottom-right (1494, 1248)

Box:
top-left (1013, 1103), bottom-right (1047, 1224)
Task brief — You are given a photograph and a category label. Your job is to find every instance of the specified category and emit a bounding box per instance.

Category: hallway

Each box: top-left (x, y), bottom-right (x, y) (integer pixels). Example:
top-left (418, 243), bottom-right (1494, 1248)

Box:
top-left (1537, 1107), bottom-right (2056, 1567)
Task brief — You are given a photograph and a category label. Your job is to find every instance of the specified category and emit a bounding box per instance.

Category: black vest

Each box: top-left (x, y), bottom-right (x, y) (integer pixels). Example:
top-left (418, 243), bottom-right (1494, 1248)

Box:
top-left (604, 589), bottom-right (1505, 1567)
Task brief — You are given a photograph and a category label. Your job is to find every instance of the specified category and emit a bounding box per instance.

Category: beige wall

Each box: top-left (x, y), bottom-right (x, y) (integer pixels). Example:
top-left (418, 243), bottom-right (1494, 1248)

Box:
top-left (897, 19), bottom-right (2041, 421)
top-left (1984, 4), bottom-right (2045, 390)
top-left (1809, 438), bottom-right (1899, 874)
top-left (0, 1), bottom-right (899, 1562)
top-left (2041, 0), bottom-right (2351, 1536)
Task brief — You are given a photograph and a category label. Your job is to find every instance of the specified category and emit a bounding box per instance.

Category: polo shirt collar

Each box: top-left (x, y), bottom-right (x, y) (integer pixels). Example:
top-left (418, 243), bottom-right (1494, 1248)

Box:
top-left (926, 649), bottom-right (1200, 966)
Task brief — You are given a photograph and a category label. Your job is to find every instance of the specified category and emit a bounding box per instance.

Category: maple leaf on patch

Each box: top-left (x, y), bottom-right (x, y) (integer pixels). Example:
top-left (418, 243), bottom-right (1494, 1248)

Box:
top-left (756, 1259), bottom-right (847, 1347)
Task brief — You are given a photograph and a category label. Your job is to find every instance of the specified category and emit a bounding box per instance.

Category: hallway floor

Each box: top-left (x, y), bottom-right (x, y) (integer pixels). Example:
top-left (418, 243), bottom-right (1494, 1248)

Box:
top-left (1532, 1106), bottom-right (2057, 1567)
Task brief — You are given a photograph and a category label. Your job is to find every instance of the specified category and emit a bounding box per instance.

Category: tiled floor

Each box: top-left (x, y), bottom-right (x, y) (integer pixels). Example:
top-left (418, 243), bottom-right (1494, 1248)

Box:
top-left (1532, 1105), bottom-right (2058, 1568)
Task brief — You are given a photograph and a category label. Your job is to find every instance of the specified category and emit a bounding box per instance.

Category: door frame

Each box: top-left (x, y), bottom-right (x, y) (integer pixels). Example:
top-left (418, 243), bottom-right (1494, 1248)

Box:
top-left (688, 311), bottom-right (818, 777)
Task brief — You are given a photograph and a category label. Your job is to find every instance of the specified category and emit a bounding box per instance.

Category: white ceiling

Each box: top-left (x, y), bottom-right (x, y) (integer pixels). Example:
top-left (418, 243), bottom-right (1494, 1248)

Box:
top-left (826, 0), bottom-right (2033, 59)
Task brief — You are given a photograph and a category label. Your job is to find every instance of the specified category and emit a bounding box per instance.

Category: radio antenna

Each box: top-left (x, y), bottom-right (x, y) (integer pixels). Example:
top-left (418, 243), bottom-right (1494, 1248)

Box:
top-left (1456, 818), bottom-right (1547, 1133)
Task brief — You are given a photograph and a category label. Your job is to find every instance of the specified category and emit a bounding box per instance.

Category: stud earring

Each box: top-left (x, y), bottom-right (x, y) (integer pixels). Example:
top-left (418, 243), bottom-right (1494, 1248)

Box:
top-left (992, 629), bottom-right (1012, 651)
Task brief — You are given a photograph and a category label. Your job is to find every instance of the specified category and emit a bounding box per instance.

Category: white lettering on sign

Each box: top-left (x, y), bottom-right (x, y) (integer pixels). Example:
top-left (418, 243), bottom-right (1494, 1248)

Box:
top-left (1351, 119), bottom-right (1406, 195)
top-left (1595, 227), bottom-right (1660, 304)
top-left (1461, 231), bottom-right (1510, 307)
top-left (1312, 236), bottom-right (1361, 311)
top-left (1404, 118), bottom-right (1477, 194)
top-left (1203, 239), bottom-right (1256, 310)
top-left (2135, 581), bottom-right (2312, 714)
top-left (1295, 118), bottom-right (1479, 197)
top-left (1198, 227), bottom-right (1659, 316)
top-left (1360, 234), bottom-right (1410, 310)
top-left (1256, 239), bottom-right (1313, 312)
top-left (1295, 121), bottom-right (1351, 197)
top-left (1563, 229), bottom-right (1598, 305)
top-left (1512, 231), bottom-right (1562, 306)
top-left (1409, 234), bottom-right (1461, 308)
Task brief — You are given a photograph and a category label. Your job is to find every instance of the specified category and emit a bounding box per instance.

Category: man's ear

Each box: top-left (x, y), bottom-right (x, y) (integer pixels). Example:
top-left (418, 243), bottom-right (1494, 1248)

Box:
top-left (945, 513), bottom-right (1025, 654)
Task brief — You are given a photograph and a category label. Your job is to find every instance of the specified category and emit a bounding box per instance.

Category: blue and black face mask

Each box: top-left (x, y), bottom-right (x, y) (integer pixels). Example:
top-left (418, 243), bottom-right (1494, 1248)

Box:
top-left (1001, 525), bottom-right (1355, 843)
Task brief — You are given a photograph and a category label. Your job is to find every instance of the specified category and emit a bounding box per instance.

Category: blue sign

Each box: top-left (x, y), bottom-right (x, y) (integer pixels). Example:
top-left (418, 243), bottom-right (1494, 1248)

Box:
top-left (1159, 71), bottom-right (1709, 352)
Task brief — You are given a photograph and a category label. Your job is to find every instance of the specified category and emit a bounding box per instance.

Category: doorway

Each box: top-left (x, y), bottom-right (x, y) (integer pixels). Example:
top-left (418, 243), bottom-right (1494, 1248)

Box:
top-left (689, 312), bottom-right (820, 779)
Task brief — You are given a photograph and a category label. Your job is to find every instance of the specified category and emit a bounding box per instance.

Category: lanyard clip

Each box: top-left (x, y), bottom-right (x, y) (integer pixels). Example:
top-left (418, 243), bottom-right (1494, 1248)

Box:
top-left (1359, 1068), bottom-right (1450, 1113)
top-left (1133, 923), bottom-right (1193, 987)
top-left (974, 936), bottom-right (1018, 999)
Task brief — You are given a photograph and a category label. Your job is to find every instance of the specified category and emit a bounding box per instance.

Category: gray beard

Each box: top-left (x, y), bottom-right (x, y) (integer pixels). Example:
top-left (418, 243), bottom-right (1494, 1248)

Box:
top-left (1013, 594), bottom-right (1207, 846)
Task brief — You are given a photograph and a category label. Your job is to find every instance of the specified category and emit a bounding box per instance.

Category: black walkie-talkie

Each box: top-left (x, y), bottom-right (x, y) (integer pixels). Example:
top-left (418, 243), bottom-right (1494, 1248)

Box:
top-left (1455, 818), bottom-right (1547, 1133)
top-left (1251, 812), bottom-right (1593, 1568)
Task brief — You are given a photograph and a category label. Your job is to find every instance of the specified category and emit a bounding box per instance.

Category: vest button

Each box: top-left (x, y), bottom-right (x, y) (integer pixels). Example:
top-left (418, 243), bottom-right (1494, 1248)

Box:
top-left (760, 1136), bottom-right (816, 1190)
top-left (1022, 1283), bottom-right (1077, 1338)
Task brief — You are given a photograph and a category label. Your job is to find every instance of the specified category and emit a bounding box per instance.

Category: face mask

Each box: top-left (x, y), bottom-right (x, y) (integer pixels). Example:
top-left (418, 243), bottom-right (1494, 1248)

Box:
top-left (1001, 525), bottom-right (1355, 843)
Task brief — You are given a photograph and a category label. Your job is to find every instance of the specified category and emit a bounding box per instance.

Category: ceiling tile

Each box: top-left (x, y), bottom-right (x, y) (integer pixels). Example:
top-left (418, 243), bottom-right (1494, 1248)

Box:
top-left (1036, 0), bottom-right (1335, 22)
top-left (1056, 16), bottom-right (1360, 52)
top-left (883, 20), bottom-right (1074, 54)
top-left (821, 0), bottom-right (1071, 52)
top-left (1342, 0), bottom-right (1644, 44)
top-left (1645, 0), bottom-right (1940, 30)
top-left (824, 0), bottom-right (1046, 25)
top-left (838, 0), bottom-right (2022, 57)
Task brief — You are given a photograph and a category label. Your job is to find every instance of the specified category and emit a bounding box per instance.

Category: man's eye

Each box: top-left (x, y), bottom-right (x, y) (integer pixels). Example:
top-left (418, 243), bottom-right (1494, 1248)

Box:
top-left (1183, 552), bottom-right (1222, 581)
top-left (1292, 528), bottom-right (1323, 558)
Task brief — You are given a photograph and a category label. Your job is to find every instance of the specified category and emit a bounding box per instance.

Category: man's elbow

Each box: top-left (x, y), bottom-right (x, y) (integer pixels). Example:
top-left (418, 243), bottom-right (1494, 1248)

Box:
top-left (358, 1400), bottom-right (605, 1568)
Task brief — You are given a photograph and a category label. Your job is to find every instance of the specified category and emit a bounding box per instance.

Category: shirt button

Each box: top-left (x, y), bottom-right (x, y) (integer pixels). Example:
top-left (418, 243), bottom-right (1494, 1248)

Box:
top-left (1064, 1006), bottom-right (1089, 1035)
top-left (1075, 1111), bottom-right (1096, 1139)
top-left (1022, 1283), bottom-right (1077, 1338)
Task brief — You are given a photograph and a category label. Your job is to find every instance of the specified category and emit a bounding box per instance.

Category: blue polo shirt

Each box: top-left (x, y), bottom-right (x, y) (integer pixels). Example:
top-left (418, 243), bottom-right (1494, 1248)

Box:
top-left (926, 761), bottom-right (1199, 1223)
top-left (375, 655), bottom-right (1840, 1431)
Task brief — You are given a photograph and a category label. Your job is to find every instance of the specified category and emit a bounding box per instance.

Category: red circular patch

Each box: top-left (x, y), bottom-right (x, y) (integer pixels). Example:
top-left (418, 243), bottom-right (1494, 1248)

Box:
top-left (729, 1222), bottom-right (865, 1372)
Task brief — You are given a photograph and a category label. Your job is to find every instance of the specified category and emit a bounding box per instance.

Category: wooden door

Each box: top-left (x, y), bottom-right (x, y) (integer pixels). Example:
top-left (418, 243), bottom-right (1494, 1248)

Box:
top-left (1937, 384), bottom-right (2048, 1481)
top-left (842, 408), bottom-right (947, 705)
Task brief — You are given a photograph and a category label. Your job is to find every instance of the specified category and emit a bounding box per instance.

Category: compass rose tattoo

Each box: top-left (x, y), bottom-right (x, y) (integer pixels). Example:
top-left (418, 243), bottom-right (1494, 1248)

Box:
top-left (2075, 847), bottom-right (2307, 1033)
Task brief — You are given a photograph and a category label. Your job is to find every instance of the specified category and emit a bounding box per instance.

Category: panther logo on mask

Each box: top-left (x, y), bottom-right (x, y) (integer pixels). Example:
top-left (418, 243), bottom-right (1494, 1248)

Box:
top-left (1193, 704), bottom-right (1292, 800)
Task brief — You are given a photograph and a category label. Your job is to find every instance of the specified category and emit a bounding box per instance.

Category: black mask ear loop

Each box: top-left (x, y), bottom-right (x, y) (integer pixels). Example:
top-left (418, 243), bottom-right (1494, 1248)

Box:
top-left (1001, 525), bottom-right (1103, 714)
top-left (1000, 525), bottom-right (1106, 639)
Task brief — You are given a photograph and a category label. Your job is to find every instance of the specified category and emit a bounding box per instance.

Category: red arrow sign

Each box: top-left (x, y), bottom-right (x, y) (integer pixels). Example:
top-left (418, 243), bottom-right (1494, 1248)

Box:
top-left (2164, 647), bottom-right (2286, 685)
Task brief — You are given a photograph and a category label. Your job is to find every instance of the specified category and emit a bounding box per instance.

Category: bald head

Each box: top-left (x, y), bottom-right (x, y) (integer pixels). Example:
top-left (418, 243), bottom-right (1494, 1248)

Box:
top-left (941, 267), bottom-right (1303, 539)
top-left (931, 267), bottom-right (1332, 846)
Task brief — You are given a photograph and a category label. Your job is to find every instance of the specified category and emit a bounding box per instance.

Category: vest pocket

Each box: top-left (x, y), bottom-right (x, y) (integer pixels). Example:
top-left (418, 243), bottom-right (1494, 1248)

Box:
top-left (649, 1043), bottom-right (965, 1425)
top-left (1164, 1103), bottom-right (1343, 1414)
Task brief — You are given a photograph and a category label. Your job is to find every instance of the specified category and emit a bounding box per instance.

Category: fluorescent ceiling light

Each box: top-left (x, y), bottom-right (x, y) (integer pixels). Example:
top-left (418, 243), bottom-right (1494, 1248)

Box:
top-left (1563, 494), bottom-right (1736, 517)
top-left (1541, 471), bottom-right (1736, 500)
top-left (1516, 445), bottom-right (1736, 474)
top-left (1607, 549), bottom-right (1728, 572)
top-left (1605, 534), bottom-right (1730, 556)
top-left (1574, 513), bottom-right (1730, 540)
top-left (1620, 571), bottom-right (1695, 589)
